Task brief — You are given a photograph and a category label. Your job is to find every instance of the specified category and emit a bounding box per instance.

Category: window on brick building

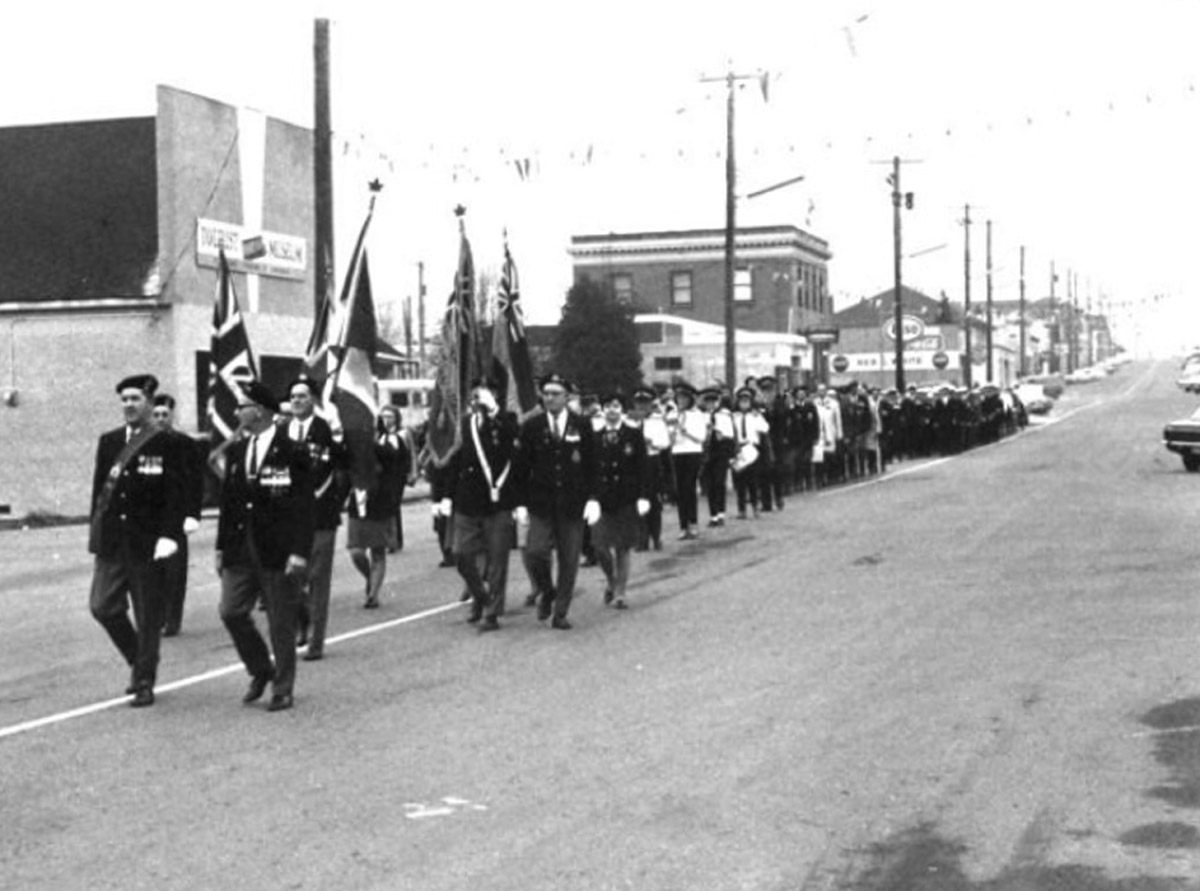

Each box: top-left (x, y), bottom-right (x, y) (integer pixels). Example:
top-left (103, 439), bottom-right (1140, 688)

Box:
top-left (654, 356), bottom-right (683, 371)
top-left (670, 271), bottom-right (692, 306)
top-left (611, 273), bottom-right (633, 306)
top-left (734, 267), bottom-right (752, 302)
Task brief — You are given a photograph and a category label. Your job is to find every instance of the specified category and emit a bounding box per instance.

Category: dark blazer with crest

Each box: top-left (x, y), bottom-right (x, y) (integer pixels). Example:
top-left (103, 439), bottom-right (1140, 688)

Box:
top-left (515, 410), bottom-right (598, 518)
top-left (595, 421), bottom-right (651, 513)
top-left (216, 426), bottom-right (315, 571)
top-left (89, 426), bottom-right (187, 561)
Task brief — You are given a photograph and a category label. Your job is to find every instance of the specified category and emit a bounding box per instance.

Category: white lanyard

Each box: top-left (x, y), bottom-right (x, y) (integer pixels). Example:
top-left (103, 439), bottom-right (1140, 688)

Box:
top-left (470, 414), bottom-right (510, 503)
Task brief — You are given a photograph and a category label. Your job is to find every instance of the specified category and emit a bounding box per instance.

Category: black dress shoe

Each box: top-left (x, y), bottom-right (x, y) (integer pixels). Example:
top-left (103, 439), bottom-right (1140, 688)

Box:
top-left (479, 616), bottom-right (500, 633)
top-left (130, 686), bottom-right (155, 707)
top-left (603, 588), bottom-right (614, 605)
top-left (243, 672), bottom-right (272, 704)
top-left (364, 597), bottom-right (380, 609)
top-left (524, 593), bottom-right (539, 608)
top-left (162, 625), bottom-right (180, 638)
top-left (536, 596), bottom-right (553, 622)
top-left (267, 694), bottom-right (293, 712)
top-left (302, 648), bottom-right (324, 662)
top-left (467, 605), bottom-right (482, 623)
top-left (296, 625), bottom-right (309, 647)
top-left (551, 616), bottom-right (572, 630)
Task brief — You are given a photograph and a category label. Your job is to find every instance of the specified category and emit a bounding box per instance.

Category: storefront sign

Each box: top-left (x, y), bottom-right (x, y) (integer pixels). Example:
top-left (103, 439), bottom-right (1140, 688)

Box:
top-left (883, 315), bottom-right (926, 343)
top-left (196, 218), bottom-right (308, 281)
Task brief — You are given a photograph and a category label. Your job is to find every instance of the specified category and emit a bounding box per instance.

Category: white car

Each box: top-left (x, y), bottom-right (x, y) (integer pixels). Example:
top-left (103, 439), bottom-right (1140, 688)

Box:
top-left (1013, 382), bottom-right (1052, 414)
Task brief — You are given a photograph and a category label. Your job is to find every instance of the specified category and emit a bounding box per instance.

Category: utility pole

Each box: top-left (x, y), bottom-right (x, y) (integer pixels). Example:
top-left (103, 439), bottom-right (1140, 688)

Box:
top-left (1018, 245), bottom-right (1026, 378)
top-left (877, 157), bottom-right (917, 390)
top-left (701, 65), bottom-right (765, 391)
top-left (1067, 270), bottom-right (1076, 373)
top-left (1049, 260), bottom-right (1058, 373)
top-left (962, 204), bottom-right (972, 387)
top-left (313, 19), bottom-right (334, 318)
top-left (417, 261), bottom-right (427, 375)
top-left (985, 220), bottom-right (994, 383)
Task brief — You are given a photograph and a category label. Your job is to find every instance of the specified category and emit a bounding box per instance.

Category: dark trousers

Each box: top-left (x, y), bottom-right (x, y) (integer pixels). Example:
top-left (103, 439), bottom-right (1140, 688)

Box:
top-left (704, 455), bottom-right (729, 518)
top-left (733, 465), bottom-right (759, 515)
top-left (672, 452), bottom-right (702, 529)
top-left (756, 454), bottom-right (776, 511)
top-left (220, 551), bottom-right (302, 698)
top-left (302, 528), bottom-right (336, 654)
top-left (161, 536), bottom-right (188, 634)
top-left (454, 511), bottom-right (514, 619)
top-left (90, 551), bottom-right (165, 690)
top-left (525, 506), bottom-right (585, 619)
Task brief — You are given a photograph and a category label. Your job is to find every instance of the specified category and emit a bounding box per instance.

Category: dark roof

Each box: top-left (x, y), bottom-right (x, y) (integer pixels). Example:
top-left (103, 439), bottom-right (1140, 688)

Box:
top-left (0, 117), bottom-right (158, 303)
top-left (834, 286), bottom-right (961, 327)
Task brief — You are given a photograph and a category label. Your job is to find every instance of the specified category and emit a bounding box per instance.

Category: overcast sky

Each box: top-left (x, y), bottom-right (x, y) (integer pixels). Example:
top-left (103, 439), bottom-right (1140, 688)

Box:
top-left (9, 0), bottom-right (1200, 353)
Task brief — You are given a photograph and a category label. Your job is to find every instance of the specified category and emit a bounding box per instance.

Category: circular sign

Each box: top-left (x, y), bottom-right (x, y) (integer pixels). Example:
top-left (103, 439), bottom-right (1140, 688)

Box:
top-left (831, 354), bottom-right (850, 373)
top-left (884, 315), bottom-right (927, 342)
top-left (932, 351), bottom-right (950, 370)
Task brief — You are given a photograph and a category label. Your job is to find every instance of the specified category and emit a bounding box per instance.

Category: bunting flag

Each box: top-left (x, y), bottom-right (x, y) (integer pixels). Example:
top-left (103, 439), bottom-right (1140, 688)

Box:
top-left (491, 237), bottom-right (538, 418)
top-left (303, 242), bottom-right (336, 388)
top-left (329, 205), bottom-right (380, 495)
top-left (207, 250), bottom-right (258, 442)
top-left (426, 209), bottom-right (480, 467)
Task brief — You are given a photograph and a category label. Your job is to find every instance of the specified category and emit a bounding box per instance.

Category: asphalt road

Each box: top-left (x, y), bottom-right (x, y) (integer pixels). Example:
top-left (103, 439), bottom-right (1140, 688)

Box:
top-left (4, 361), bottom-right (1200, 891)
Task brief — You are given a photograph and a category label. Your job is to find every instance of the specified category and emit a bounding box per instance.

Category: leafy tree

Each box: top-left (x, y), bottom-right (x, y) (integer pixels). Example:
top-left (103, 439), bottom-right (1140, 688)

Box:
top-left (550, 276), bottom-right (643, 396)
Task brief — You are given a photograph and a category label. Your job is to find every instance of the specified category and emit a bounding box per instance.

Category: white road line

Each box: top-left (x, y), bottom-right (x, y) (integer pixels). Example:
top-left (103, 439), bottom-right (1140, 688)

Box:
top-left (0, 600), bottom-right (465, 742)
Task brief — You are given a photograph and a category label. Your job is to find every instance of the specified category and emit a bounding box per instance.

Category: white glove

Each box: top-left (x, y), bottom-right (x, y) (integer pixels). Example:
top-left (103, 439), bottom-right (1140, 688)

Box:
top-left (439, 498), bottom-right (453, 517)
top-left (583, 500), bottom-right (601, 526)
top-left (153, 537), bottom-right (179, 561)
top-left (285, 554), bottom-right (308, 578)
top-left (636, 499), bottom-right (650, 517)
top-left (183, 517), bottom-right (200, 535)
top-left (513, 506), bottom-right (528, 526)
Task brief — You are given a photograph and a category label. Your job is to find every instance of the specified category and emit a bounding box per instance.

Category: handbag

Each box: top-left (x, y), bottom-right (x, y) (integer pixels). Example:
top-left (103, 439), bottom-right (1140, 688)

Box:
top-left (732, 441), bottom-right (758, 473)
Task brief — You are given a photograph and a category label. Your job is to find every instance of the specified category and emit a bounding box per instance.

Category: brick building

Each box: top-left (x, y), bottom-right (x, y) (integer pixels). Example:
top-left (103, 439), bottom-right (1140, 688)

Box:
top-left (568, 225), bottom-right (833, 335)
top-left (0, 86), bottom-right (318, 517)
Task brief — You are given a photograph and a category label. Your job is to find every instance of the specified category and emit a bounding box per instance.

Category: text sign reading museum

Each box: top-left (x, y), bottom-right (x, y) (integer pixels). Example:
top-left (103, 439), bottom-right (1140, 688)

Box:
top-left (196, 219), bottom-right (308, 281)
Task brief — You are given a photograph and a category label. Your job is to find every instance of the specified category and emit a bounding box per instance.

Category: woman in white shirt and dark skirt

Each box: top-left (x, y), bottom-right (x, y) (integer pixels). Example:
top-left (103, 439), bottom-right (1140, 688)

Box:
top-left (670, 383), bottom-right (709, 541)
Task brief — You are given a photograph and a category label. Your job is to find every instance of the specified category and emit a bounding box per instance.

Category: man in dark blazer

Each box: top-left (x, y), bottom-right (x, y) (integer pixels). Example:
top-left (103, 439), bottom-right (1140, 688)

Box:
top-left (513, 373), bottom-right (600, 630)
top-left (438, 377), bottom-right (522, 632)
top-left (89, 373), bottom-right (187, 707)
top-left (283, 375), bottom-right (347, 661)
top-left (151, 394), bottom-right (206, 637)
top-left (216, 381), bottom-right (314, 712)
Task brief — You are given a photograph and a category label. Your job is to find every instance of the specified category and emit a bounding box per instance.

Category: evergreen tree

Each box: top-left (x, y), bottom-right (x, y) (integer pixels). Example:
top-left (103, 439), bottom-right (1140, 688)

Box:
top-left (550, 276), bottom-right (643, 396)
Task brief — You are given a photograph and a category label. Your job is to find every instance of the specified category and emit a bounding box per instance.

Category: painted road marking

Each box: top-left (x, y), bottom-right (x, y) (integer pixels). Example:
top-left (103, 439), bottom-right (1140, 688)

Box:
top-left (404, 797), bottom-right (489, 820)
top-left (0, 600), bottom-right (464, 742)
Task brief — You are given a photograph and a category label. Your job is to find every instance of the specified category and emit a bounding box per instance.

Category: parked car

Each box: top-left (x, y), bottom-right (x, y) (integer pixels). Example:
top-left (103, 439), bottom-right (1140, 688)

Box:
top-left (1163, 406), bottom-right (1200, 471)
top-left (1023, 374), bottom-right (1065, 399)
top-left (1177, 369), bottom-right (1200, 393)
top-left (1013, 382), bottom-right (1053, 415)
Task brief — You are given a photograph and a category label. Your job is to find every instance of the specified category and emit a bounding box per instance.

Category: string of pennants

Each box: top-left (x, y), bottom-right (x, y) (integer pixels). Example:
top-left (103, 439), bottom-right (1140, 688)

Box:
top-left (326, 76), bottom-right (1200, 188)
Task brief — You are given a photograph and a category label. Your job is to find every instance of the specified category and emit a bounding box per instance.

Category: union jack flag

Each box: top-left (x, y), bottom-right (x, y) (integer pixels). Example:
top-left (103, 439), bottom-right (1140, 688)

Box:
top-left (491, 237), bottom-right (537, 418)
top-left (207, 250), bottom-right (258, 442)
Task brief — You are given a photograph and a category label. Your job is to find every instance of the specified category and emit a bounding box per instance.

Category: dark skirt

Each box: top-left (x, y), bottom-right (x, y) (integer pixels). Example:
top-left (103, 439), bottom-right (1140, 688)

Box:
top-left (592, 504), bottom-right (640, 551)
top-left (346, 517), bottom-right (398, 551)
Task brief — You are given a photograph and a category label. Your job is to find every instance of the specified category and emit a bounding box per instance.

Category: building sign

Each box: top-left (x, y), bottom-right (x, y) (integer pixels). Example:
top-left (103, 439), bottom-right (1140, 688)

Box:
top-left (804, 326), bottom-right (839, 345)
top-left (837, 351), bottom-right (963, 372)
top-left (883, 315), bottom-right (926, 343)
top-left (196, 218), bottom-right (308, 281)
top-left (831, 354), bottom-right (850, 373)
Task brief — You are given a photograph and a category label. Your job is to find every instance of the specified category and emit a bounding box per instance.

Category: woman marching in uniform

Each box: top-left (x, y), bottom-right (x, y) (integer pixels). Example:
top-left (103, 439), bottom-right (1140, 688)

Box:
top-left (669, 383), bottom-right (708, 541)
top-left (731, 386), bottom-right (770, 518)
top-left (630, 387), bottom-right (671, 550)
top-left (699, 387), bottom-right (735, 527)
top-left (591, 393), bottom-right (651, 610)
top-left (346, 405), bottom-right (410, 608)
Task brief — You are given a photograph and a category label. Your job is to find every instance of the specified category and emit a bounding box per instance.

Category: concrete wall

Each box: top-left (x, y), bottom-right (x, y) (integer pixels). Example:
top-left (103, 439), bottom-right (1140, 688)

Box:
top-left (0, 309), bottom-right (173, 517)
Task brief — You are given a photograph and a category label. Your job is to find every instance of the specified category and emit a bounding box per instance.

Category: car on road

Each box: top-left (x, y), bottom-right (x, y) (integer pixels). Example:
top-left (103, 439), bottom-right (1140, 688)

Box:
top-left (1013, 382), bottom-right (1053, 415)
top-left (1163, 406), bottom-right (1200, 471)
top-left (1177, 368), bottom-right (1200, 393)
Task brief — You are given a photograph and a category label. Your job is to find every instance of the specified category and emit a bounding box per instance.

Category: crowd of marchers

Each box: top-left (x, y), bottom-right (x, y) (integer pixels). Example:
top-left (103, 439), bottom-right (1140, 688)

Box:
top-left (84, 370), bottom-right (1029, 713)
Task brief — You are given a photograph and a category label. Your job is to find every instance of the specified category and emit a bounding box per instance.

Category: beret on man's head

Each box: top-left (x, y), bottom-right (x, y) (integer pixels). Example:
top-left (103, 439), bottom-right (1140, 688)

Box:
top-left (758, 376), bottom-right (778, 389)
top-left (698, 387), bottom-right (721, 402)
top-left (632, 386), bottom-right (657, 402)
top-left (116, 374), bottom-right (159, 396)
top-left (153, 394), bottom-right (177, 409)
top-left (599, 391), bottom-right (627, 408)
top-left (239, 381), bottom-right (281, 413)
